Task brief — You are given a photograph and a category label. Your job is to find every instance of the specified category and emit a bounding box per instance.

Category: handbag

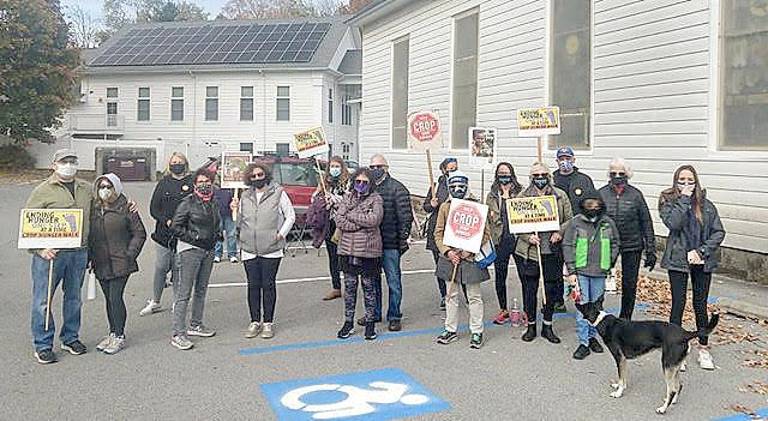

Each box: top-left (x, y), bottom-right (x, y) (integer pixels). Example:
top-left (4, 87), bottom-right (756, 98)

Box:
top-left (474, 240), bottom-right (497, 269)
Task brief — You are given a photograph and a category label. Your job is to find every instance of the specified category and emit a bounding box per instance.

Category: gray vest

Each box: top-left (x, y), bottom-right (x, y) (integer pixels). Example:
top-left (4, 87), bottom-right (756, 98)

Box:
top-left (237, 183), bottom-right (286, 255)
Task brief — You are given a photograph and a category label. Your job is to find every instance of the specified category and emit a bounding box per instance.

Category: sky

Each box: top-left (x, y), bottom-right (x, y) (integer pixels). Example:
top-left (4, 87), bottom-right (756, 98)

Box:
top-left (60, 0), bottom-right (230, 26)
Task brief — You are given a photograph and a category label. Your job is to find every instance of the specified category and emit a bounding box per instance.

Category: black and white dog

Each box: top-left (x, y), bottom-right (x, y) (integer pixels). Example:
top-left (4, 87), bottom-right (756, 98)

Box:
top-left (575, 301), bottom-right (719, 414)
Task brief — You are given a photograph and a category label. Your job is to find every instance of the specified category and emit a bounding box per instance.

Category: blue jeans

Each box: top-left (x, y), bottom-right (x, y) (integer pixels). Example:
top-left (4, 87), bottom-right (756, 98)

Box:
top-left (374, 249), bottom-right (403, 322)
top-left (576, 274), bottom-right (605, 346)
top-left (30, 249), bottom-right (88, 351)
top-left (214, 215), bottom-right (237, 259)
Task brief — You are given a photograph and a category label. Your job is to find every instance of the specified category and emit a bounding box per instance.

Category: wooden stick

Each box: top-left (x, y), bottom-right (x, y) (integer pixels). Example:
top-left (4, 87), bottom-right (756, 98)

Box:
top-left (315, 159), bottom-right (327, 196)
top-left (535, 231), bottom-right (546, 306)
top-left (445, 259), bottom-right (460, 308)
top-left (537, 137), bottom-right (543, 163)
top-left (45, 258), bottom-right (54, 331)
top-left (425, 148), bottom-right (436, 200)
top-left (232, 188), bottom-right (240, 222)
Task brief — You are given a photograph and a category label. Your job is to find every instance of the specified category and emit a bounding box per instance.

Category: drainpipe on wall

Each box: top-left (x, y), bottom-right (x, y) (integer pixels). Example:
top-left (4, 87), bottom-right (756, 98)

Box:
top-left (260, 69), bottom-right (267, 154)
top-left (189, 70), bottom-right (197, 160)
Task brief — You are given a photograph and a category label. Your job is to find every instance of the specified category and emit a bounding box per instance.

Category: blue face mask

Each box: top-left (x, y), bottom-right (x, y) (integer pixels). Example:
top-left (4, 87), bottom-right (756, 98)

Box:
top-left (354, 180), bottom-right (370, 194)
top-left (371, 168), bottom-right (386, 181)
top-left (558, 160), bottom-right (574, 173)
top-left (329, 167), bottom-right (342, 178)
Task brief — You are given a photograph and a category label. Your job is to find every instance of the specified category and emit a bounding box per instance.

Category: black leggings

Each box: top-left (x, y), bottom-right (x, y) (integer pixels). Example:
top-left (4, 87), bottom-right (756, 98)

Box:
top-left (244, 257), bottom-right (281, 323)
top-left (99, 276), bottom-right (128, 336)
top-left (521, 253), bottom-right (562, 323)
top-left (669, 267), bottom-right (712, 346)
top-left (493, 235), bottom-right (515, 310)
top-left (430, 249), bottom-right (447, 298)
top-left (326, 239), bottom-right (341, 290)
top-left (619, 250), bottom-right (642, 320)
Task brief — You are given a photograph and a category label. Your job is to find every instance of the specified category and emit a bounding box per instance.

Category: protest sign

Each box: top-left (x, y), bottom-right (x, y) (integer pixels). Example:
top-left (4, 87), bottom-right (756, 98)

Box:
top-left (516, 107), bottom-right (561, 137)
top-left (408, 111), bottom-right (441, 151)
top-left (506, 195), bottom-right (560, 234)
top-left (468, 127), bottom-right (496, 166)
top-left (221, 151), bottom-right (252, 189)
top-left (293, 127), bottom-right (329, 159)
top-left (18, 209), bottom-right (83, 249)
top-left (442, 199), bottom-right (489, 254)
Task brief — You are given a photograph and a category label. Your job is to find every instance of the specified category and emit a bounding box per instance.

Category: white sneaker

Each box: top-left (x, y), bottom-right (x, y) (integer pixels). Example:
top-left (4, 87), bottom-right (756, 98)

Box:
top-left (139, 300), bottom-right (162, 316)
top-left (96, 334), bottom-right (115, 352)
top-left (245, 322), bottom-right (261, 338)
top-left (698, 349), bottom-right (715, 370)
top-left (261, 323), bottom-right (274, 339)
top-left (229, 256), bottom-right (239, 263)
top-left (213, 256), bottom-right (221, 263)
top-left (104, 336), bottom-right (125, 355)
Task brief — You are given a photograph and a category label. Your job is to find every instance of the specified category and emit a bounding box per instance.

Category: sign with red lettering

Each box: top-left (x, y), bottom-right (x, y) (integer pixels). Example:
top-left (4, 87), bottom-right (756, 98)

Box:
top-left (408, 110), bottom-right (441, 151)
top-left (443, 199), bottom-right (488, 254)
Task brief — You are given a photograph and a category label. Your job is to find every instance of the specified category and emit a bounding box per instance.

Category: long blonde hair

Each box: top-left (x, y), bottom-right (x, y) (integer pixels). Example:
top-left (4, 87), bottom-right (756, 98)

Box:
top-left (163, 152), bottom-right (189, 177)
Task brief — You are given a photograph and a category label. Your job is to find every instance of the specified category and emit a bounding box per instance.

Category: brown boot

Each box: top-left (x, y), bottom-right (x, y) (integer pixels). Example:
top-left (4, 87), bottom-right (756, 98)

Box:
top-left (323, 289), bottom-right (342, 301)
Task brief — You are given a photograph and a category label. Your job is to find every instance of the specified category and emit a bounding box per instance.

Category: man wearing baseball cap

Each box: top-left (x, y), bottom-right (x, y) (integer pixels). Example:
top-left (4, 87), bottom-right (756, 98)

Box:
top-left (24, 148), bottom-right (92, 364)
top-left (553, 146), bottom-right (595, 215)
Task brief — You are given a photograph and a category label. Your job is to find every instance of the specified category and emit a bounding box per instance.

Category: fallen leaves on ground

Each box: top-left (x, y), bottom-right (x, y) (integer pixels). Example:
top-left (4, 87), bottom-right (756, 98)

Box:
top-left (738, 381), bottom-right (768, 396)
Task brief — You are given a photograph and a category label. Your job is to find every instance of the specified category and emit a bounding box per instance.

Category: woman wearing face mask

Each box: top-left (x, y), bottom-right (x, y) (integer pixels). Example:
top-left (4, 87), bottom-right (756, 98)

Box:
top-left (598, 158), bottom-right (656, 320)
top-left (169, 169), bottom-right (222, 350)
top-left (141, 152), bottom-right (194, 317)
top-left (486, 162), bottom-right (524, 324)
top-left (89, 174), bottom-right (146, 355)
top-left (422, 157), bottom-right (458, 309)
top-left (231, 163), bottom-right (296, 340)
top-left (659, 165), bottom-right (725, 370)
top-left (514, 162), bottom-right (573, 344)
top-left (335, 168), bottom-right (384, 340)
top-left (313, 156), bottom-right (350, 301)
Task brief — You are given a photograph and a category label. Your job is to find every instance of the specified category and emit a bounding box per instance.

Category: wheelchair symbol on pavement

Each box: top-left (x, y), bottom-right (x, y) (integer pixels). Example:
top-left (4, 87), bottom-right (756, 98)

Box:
top-left (281, 381), bottom-right (430, 419)
top-left (261, 368), bottom-right (450, 421)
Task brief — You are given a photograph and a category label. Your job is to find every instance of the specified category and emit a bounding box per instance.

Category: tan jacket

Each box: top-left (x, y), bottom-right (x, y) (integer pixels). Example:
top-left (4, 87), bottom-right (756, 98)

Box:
top-left (25, 175), bottom-right (93, 248)
top-left (433, 195), bottom-right (492, 259)
top-left (514, 186), bottom-right (573, 261)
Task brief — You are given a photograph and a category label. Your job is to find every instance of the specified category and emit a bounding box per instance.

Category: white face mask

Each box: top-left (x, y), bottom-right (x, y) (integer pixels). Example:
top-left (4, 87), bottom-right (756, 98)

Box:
top-left (55, 163), bottom-right (78, 178)
top-left (98, 188), bottom-right (112, 201)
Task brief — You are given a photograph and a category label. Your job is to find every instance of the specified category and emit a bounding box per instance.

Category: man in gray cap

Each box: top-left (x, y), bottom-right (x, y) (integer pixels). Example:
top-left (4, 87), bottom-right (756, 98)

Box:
top-left (24, 148), bottom-right (92, 364)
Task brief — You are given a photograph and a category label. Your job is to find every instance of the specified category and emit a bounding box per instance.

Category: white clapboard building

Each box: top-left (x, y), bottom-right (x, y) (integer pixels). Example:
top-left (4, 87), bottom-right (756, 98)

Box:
top-left (31, 16), bottom-right (362, 177)
top-left (350, 0), bottom-right (768, 280)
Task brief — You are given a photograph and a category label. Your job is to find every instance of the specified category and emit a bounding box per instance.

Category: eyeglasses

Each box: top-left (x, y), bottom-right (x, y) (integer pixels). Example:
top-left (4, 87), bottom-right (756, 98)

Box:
top-left (252, 172), bottom-right (265, 178)
top-left (354, 180), bottom-right (369, 184)
top-left (98, 184), bottom-right (113, 189)
top-left (609, 172), bottom-right (626, 177)
top-left (531, 173), bottom-right (548, 177)
top-left (59, 158), bottom-right (78, 165)
top-left (369, 165), bottom-right (386, 170)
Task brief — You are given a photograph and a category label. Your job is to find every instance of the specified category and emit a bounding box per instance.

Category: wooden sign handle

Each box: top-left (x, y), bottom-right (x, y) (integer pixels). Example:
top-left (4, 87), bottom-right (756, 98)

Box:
top-left (45, 259), bottom-right (54, 331)
top-left (535, 231), bottom-right (546, 306)
top-left (316, 159), bottom-right (327, 196)
top-left (426, 148), bottom-right (436, 200)
top-left (232, 188), bottom-right (240, 222)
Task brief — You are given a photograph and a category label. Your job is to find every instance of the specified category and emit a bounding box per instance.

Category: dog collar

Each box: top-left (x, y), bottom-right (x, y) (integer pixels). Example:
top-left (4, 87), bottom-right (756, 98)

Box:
top-left (592, 311), bottom-right (608, 327)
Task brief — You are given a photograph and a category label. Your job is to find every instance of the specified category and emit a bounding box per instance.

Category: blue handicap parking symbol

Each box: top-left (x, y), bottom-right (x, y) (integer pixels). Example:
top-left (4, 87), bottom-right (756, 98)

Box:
top-left (261, 368), bottom-right (450, 420)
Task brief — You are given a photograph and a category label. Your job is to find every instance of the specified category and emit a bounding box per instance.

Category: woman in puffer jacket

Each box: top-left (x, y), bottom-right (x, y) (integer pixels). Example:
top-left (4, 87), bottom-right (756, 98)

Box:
top-left (334, 168), bottom-right (384, 341)
top-left (89, 173), bottom-right (146, 355)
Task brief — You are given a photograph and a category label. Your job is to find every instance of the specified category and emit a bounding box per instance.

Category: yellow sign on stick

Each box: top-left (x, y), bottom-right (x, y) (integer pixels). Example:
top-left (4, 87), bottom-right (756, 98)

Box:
top-left (18, 209), bottom-right (84, 249)
top-left (506, 195), bottom-right (560, 234)
top-left (516, 106), bottom-right (561, 137)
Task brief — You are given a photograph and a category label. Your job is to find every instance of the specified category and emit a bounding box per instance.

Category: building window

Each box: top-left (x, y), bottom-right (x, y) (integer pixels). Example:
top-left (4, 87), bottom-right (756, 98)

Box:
top-left (137, 87), bottom-right (150, 121)
top-left (549, 0), bottom-right (591, 149)
top-left (106, 87), bottom-right (118, 98)
top-left (342, 86), bottom-right (353, 126)
top-left (391, 37), bottom-right (409, 149)
top-left (171, 87), bottom-right (184, 121)
top-left (451, 10), bottom-right (479, 149)
top-left (240, 86), bottom-right (254, 121)
top-left (720, 0), bottom-right (768, 150)
top-left (205, 86), bottom-right (218, 121)
top-left (106, 87), bottom-right (118, 127)
top-left (342, 143), bottom-right (351, 160)
top-left (328, 88), bottom-right (334, 123)
top-left (276, 86), bottom-right (290, 121)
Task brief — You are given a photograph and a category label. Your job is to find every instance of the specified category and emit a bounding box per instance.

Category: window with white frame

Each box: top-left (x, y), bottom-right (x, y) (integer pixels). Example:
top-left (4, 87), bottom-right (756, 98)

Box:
top-left (205, 86), bottom-right (218, 121)
top-left (391, 37), bottom-right (409, 149)
top-left (328, 88), bottom-right (334, 123)
top-left (342, 143), bottom-right (351, 160)
top-left (549, 0), bottom-right (591, 149)
top-left (106, 87), bottom-right (118, 127)
top-left (137, 87), bottom-right (150, 121)
top-left (171, 87), bottom-right (184, 121)
top-left (276, 86), bottom-right (290, 121)
top-left (720, 0), bottom-right (768, 150)
top-left (241, 86), bottom-right (254, 121)
top-left (342, 86), bottom-right (353, 126)
top-left (451, 9), bottom-right (479, 149)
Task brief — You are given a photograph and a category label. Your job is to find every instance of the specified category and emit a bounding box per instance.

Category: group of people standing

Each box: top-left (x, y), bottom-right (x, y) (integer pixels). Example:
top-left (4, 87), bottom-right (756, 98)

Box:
top-left (26, 146), bottom-right (725, 371)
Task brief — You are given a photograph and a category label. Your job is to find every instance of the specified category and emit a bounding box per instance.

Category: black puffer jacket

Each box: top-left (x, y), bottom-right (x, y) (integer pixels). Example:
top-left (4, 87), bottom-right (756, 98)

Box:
top-left (599, 183), bottom-right (655, 254)
top-left (553, 168), bottom-right (595, 215)
top-left (171, 194), bottom-right (222, 251)
top-left (422, 175), bottom-right (450, 251)
top-left (89, 195), bottom-right (147, 281)
top-left (659, 192), bottom-right (725, 273)
top-left (149, 174), bottom-right (194, 247)
top-left (375, 175), bottom-right (413, 252)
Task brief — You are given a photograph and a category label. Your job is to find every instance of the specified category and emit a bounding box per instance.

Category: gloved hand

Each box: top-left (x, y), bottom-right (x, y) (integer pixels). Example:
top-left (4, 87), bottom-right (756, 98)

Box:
top-left (644, 252), bottom-right (657, 271)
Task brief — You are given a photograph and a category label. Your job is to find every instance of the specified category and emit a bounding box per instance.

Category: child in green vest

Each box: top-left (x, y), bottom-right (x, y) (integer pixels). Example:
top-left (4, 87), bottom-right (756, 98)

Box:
top-left (563, 189), bottom-right (620, 360)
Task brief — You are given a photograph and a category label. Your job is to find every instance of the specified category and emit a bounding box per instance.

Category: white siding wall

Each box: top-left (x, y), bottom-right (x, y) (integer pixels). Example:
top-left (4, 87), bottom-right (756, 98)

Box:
top-left (359, 0), bottom-right (768, 253)
top-left (322, 74), bottom-right (360, 160)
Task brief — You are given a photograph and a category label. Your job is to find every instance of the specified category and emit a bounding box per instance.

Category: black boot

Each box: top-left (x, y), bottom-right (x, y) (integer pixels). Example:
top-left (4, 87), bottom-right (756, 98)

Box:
top-left (521, 323), bottom-right (537, 342)
top-left (541, 323), bottom-right (561, 344)
top-left (337, 321), bottom-right (354, 339)
top-left (364, 322), bottom-right (377, 340)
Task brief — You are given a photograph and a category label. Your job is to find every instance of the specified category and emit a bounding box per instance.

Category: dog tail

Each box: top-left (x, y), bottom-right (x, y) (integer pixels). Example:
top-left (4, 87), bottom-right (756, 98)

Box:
top-left (683, 312), bottom-right (720, 341)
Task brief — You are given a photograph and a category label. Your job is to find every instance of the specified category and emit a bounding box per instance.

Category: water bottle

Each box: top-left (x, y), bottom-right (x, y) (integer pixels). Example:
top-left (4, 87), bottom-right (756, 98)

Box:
top-left (509, 298), bottom-right (522, 328)
top-left (86, 270), bottom-right (97, 301)
top-left (605, 268), bottom-right (618, 294)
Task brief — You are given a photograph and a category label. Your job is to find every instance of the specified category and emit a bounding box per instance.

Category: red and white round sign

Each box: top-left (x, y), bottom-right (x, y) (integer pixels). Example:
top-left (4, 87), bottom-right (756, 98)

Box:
top-left (449, 203), bottom-right (483, 240)
top-left (408, 111), bottom-right (441, 147)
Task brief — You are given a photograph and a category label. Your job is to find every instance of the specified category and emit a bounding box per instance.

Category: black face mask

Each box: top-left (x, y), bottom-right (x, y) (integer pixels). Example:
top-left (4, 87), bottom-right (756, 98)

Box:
top-left (533, 176), bottom-right (549, 190)
top-left (611, 175), bottom-right (628, 186)
top-left (251, 179), bottom-right (268, 189)
top-left (169, 164), bottom-right (186, 175)
top-left (497, 175), bottom-right (512, 185)
top-left (449, 185), bottom-right (467, 199)
top-left (583, 208), bottom-right (602, 220)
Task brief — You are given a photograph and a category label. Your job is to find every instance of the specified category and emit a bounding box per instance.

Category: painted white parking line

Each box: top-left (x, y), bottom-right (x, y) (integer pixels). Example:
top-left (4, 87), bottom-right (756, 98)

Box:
top-left (208, 265), bottom-right (515, 289)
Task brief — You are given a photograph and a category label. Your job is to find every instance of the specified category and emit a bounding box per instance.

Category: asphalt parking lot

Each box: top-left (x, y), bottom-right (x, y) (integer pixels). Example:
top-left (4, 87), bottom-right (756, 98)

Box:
top-left (1, 181), bottom-right (766, 421)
